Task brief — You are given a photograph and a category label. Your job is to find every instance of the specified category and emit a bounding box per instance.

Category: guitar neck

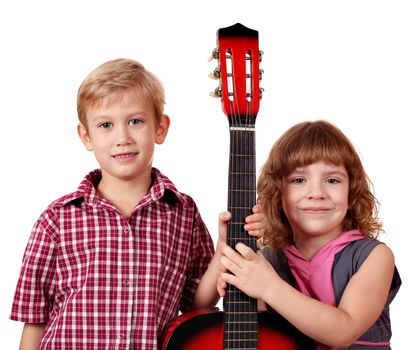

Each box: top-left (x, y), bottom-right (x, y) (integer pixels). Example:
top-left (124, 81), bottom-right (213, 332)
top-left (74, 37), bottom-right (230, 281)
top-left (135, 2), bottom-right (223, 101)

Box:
top-left (227, 124), bottom-right (257, 251)
top-left (211, 22), bottom-right (262, 349)
top-left (224, 123), bottom-right (258, 349)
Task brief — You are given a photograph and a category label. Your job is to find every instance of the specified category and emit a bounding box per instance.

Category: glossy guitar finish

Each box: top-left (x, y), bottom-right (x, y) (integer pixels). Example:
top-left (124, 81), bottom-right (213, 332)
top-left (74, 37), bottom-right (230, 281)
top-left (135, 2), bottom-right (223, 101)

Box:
top-left (161, 308), bottom-right (314, 349)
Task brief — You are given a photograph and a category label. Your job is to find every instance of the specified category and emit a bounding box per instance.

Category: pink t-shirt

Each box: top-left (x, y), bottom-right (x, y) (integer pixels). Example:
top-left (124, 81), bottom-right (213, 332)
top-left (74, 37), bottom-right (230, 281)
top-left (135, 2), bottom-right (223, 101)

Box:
top-left (283, 230), bottom-right (365, 306)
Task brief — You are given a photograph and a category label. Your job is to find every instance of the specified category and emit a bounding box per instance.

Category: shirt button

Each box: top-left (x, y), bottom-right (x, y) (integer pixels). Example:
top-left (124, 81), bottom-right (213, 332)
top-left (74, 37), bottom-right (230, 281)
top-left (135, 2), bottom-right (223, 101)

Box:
top-left (122, 279), bottom-right (130, 286)
top-left (119, 332), bottom-right (126, 340)
top-left (123, 227), bottom-right (130, 234)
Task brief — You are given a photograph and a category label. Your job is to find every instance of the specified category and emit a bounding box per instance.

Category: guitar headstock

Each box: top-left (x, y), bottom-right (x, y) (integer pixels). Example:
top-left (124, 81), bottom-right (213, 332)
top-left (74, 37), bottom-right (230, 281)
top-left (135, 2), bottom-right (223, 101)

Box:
top-left (210, 23), bottom-right (263, 126)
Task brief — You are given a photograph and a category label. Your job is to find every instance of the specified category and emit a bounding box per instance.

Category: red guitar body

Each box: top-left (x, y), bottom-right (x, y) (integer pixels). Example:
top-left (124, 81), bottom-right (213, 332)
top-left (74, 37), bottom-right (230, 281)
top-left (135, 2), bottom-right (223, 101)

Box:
top-left (161, 308), bottom-right (315, 349)
top-left (161, 23), bottom-right (315, 350)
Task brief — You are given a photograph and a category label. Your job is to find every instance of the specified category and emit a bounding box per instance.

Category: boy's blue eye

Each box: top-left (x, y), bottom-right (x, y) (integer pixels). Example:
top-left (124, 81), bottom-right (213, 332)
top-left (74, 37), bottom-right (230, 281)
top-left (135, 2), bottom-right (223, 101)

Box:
top-left (129, 119), bottom-right (141, 126)
top-left (99, 122), bottom-right (112, 129)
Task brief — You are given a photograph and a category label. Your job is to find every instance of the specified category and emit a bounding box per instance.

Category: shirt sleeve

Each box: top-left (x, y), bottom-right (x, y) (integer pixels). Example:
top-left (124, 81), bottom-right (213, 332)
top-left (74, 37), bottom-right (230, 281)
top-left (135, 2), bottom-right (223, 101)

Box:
top-left (179, 206), bottom-right (215, 312)
top-left (10, 210), bottom-right (58, 323)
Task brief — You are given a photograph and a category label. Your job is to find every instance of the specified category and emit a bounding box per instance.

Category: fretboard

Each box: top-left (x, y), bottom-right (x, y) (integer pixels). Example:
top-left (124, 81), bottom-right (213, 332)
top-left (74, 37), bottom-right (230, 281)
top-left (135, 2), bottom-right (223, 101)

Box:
top-left (224, 125), bottom-right (258, 350)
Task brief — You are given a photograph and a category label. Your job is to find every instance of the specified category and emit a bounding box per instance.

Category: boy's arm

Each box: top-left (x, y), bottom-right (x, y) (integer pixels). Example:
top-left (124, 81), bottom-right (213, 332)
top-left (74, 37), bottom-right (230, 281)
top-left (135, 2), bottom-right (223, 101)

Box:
top-left (19, 323), bottom-right (45, 350)
top-left (193, 205), bottom-right (265, 309)
top-left (11, 213), bottom-right (58, 347)
top-left (192, 212), bottom-right (229, 309)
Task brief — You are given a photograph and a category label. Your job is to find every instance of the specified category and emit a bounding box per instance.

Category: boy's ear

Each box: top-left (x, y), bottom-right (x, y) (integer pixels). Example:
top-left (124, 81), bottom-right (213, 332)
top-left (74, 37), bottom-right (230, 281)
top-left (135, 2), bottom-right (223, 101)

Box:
top-left (77, 123), bottom-right (93, 151)
top-left (155, 114), bottom-right (170, 145)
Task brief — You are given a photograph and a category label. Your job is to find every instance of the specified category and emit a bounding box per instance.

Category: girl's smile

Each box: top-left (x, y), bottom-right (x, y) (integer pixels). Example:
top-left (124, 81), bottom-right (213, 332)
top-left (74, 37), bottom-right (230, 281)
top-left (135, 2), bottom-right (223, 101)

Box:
top-left (301, 206), bottom-right (332, 213)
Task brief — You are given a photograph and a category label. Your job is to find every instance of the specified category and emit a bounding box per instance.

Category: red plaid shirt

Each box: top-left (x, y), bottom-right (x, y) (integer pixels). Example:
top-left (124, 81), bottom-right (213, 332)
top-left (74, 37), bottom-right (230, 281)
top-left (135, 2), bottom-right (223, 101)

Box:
top-left (11, 168), bottom-right (215, 349)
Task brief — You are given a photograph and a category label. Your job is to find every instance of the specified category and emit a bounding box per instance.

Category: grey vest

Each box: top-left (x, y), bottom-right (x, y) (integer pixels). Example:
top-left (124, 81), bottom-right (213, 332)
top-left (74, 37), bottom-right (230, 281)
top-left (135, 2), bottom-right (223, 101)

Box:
top-left (263, 238), bottom-right (401, 349)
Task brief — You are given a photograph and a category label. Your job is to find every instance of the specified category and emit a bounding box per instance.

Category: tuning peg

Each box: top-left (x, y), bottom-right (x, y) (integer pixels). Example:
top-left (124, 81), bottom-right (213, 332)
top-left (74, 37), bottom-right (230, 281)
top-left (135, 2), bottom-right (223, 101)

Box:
top-left (259, 50), bottom-right (264, 63)
top-left (209, 87), bottom-right (222, 98)
top-left (208, 67), bottom-right (221, 80)
top-left (208, 48), bottom-right (219, 62)
top-left (259, 87), bottom-right (264, 99)
top-left (259, 69), bottom-right (264, 80)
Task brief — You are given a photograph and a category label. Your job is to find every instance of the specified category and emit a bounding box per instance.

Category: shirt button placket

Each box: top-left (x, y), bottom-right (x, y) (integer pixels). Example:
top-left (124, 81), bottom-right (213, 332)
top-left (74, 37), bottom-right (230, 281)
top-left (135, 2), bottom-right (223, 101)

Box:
top-left (120, 221), bottom-right (134, 348)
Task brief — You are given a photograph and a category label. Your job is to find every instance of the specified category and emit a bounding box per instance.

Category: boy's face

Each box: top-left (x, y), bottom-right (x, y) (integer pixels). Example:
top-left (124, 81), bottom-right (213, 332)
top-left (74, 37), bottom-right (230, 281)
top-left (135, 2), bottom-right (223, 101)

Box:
top-left (78, 88), bottom-right (169, 183)
top-left (281, 160), bottom-right (349, 244)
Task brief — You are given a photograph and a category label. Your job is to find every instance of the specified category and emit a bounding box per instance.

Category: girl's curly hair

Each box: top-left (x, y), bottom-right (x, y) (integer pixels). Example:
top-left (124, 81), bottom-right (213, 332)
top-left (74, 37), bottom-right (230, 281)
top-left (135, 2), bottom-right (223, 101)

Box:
top-left (257, 120), bottom-right (383, 248)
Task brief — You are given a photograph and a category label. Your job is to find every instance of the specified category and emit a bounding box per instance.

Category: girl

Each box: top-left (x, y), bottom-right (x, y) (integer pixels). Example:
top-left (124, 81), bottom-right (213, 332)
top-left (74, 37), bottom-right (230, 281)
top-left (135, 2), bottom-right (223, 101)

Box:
top-left (218, 120), bottom-right (401, 350)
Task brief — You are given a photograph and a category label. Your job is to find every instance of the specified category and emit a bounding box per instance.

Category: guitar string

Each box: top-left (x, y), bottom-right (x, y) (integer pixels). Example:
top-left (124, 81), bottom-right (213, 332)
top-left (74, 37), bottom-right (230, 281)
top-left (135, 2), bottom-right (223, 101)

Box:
top-left (246, 51), bottom-right (257, 348)
top-left (226, 48), bottom-right (233, 350)
top-left (232, 81), bottom-right (240, 350)
top-left (233, 50), bottom-right (241, 349)
top-left (246, 80), bottom-right (255, 349)
top-left (229, 65), bottom-right (238, 349)
top-left (245, 50), bottom-right (255, 349)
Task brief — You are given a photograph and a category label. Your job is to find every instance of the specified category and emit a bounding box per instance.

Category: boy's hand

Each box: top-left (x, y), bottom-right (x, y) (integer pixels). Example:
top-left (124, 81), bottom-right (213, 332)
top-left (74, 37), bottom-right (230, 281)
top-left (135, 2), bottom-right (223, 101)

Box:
top-left (244, 204), bottom-right (266, 238)
top-left (217, 271), bottom-right (228, 297)
top-left (217, 211), bottom-right (231, 253)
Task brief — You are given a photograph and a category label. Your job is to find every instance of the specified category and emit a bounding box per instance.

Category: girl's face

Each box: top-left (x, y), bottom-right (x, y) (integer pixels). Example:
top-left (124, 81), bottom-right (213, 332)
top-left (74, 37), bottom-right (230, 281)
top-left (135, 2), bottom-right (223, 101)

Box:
top-left (281, 160), bottom-right (349, 245)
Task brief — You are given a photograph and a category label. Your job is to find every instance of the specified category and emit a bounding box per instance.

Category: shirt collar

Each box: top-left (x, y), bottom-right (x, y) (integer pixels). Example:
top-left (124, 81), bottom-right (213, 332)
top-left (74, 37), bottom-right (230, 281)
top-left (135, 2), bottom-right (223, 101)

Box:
top-left (141, 167), bottom-right (188, 207)
top-left (53, 167), bottom-right (188, 208)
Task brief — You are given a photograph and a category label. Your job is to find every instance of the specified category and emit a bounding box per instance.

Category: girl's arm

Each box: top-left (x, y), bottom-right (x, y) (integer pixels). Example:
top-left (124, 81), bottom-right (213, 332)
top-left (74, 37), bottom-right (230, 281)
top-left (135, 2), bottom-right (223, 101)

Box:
top-left (219, 242), bottom-right (394, 348)
top-left (19, 323), bottom-right (45, 350)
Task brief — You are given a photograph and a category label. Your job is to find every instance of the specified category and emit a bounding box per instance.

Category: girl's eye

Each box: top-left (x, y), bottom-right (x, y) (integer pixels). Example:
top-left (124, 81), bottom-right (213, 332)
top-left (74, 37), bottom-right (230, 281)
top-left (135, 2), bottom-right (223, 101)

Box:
top-left (291, 177), bottom-right (305, 184)
top-left (129, 119), bottom-right (141, 126)
top-left (99, 122), bottom-right (112, 129)
top-left (326, 178), bottom-right (340, 184)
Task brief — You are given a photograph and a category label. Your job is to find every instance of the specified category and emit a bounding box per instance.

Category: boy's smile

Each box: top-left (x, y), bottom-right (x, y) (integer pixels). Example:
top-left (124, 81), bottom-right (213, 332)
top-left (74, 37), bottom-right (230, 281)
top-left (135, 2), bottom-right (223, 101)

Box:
top-left (112, 152), bottom-right (138, 161)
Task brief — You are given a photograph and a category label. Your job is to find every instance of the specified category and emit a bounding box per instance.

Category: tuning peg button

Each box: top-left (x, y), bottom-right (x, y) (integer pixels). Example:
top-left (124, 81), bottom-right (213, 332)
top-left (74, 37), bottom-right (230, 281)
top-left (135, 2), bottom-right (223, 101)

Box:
top-left (208, 67), bottom-right (221, 80)
top-left (259, 50), bottom-right (264, 63)
top-left (209, 87), bottom-right (222, 98)
top-left (208, 48), bottom-right (220, 62)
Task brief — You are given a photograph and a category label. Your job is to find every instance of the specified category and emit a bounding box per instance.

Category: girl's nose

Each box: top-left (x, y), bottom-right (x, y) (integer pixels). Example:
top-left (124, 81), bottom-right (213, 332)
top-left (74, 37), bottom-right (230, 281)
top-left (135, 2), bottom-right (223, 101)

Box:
top-left (307, 181), bottom-right (325, 199)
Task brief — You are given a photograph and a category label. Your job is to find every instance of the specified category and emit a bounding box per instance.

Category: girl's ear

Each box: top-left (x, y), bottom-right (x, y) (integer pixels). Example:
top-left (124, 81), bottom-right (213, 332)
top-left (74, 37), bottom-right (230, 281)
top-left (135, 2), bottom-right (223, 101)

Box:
top-left (155, 114), bottom-right (171, 145)
top-left (77, 123), bottom-right (93, 151)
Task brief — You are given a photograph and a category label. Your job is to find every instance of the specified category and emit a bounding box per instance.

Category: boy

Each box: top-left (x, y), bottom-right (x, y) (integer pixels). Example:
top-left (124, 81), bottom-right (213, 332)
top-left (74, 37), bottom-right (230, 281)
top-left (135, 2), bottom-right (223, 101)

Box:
top-left (10, 58), bottom-right (264, 349)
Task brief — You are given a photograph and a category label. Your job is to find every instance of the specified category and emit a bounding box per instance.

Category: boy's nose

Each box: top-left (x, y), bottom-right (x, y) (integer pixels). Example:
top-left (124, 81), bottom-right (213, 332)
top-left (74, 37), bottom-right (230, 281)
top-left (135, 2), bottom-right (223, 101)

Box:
top-left (115, 126), bottom-right (132, 146)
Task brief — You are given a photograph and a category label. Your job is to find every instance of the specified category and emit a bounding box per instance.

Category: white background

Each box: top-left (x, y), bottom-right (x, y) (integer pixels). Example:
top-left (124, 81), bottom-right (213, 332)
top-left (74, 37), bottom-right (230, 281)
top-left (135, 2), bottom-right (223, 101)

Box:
top-left (1, 0), bottom-right (410, 348)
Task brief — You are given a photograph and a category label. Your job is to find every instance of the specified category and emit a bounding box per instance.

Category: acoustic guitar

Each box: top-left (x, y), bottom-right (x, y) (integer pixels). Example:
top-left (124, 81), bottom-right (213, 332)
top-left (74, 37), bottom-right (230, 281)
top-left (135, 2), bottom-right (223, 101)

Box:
top-left (161, 23), bottom-right (315, 350)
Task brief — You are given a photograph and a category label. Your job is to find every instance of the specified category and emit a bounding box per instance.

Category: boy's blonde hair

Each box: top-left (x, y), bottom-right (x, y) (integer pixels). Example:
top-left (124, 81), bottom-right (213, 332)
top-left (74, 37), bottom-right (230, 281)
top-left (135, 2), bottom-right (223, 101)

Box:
top-left (77, 58), bottom-right (165, 128)
top-left (257, 120), bottom-right (382, 248)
